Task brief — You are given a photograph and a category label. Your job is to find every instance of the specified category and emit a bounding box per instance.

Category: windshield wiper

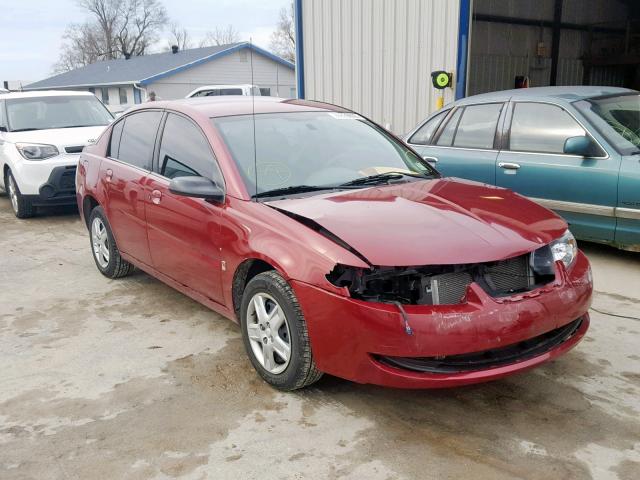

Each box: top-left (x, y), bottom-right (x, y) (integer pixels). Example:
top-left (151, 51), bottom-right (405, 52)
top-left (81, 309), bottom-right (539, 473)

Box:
top-left (253, 185), bottom-right (336, 199)
top-left (338, 171), bottom-right (431, 187)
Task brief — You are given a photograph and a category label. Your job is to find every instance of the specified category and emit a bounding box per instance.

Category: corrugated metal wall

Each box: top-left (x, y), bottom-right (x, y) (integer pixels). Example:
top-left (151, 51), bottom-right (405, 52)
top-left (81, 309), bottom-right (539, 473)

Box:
top-left (299, 0), bottom-right (460, 134)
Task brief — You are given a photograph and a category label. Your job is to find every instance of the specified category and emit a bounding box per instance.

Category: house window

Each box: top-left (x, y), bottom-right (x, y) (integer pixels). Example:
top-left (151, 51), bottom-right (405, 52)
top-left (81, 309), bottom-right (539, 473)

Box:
top-left (88, 87), bottom-right (95, 95)
top-left (119, 87), bottom-right (128, 105)
top-left (260, 87), bottom-right (271, 96)
top-left (101, 88), bottom-right (109, 105)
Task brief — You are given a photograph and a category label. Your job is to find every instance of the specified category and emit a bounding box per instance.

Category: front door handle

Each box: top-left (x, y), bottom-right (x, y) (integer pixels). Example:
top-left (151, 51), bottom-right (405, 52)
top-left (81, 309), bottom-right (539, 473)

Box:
top-left (498, 162), bottom-right (521, 170)
top-left (105, 168), bottom-right (113, 181)
top-left (150, 189), bottom-right (162, 205)
top-left (423, 156), bottom-right (438, 164)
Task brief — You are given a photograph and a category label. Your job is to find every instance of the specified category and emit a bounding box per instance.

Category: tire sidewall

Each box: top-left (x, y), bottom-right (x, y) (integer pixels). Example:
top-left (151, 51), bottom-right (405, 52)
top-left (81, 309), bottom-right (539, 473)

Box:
top-left (88, 206), bottom-right (120, 277)
top-left (5, 169), bottom-right (31, 218)
top-left (240, 273), bottom-right (308, 390)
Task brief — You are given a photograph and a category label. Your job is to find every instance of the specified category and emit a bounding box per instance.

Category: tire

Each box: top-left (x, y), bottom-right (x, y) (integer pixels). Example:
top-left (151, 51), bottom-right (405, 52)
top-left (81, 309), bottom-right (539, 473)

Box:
top-left (240, 271), bottom-right (323, 391)
top-left (88, 206), bottom-right (134, 279)
top-left (5, 169), bottom-right (35, 219)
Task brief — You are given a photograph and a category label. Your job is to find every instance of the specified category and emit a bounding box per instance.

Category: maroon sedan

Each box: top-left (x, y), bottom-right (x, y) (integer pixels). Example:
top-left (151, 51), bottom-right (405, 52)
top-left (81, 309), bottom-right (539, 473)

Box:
top-left (76, 97), bottom-right (592, 390)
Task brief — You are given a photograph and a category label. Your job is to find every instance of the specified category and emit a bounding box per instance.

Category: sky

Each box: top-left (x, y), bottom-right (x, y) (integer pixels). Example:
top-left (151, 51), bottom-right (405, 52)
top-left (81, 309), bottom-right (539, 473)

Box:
top-left (0, 0), bottom-right (289, 84)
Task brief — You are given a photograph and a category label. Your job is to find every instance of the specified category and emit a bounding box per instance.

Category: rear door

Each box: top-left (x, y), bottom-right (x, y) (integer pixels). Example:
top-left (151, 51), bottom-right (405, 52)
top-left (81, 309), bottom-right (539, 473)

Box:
top-left (496, 101), bottom-right (620, 242)
top-left (101, 110), bottom-right (163, 265)
top-left (145, 112), bottom-right (225, 304)
top-left (411, 103), bottom-right (504, 185)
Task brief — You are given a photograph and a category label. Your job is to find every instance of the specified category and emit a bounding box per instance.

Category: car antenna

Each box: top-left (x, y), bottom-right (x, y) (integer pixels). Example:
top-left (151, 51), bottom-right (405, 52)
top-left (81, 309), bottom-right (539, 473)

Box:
top-left (249, 39), bottom-right (258, 201)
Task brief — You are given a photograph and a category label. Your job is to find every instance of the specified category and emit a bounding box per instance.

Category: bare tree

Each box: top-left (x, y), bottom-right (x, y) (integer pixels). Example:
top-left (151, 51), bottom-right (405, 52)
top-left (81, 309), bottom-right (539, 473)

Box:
top-left (269, 1), bottom-right (295, 63)
top-left (54, 0), bottom-right (168, 72)
top-left (200, 25), bottom-right (240, 47)
top-left (167, 22), bottom-right (192, 51)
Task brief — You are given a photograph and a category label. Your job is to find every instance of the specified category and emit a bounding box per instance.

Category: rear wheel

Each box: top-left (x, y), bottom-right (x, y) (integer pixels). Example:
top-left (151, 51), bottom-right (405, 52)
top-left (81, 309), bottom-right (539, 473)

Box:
top-left (5, 170), bottom-right (34, 219)
top-left (240, 271), bottom-right (322, 390)
top-left (89, 206), bottom-right (134, 278)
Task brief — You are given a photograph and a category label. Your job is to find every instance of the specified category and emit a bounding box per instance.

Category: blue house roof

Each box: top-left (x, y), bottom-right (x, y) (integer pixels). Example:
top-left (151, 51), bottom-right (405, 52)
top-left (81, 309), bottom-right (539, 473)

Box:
top-left (25, 42), bottom-right (294, 90)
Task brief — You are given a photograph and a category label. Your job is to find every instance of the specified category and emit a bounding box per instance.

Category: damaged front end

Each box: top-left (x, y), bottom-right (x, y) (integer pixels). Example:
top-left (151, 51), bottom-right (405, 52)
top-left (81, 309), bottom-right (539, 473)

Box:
top-left (326, 244), bottom-right (557, 306)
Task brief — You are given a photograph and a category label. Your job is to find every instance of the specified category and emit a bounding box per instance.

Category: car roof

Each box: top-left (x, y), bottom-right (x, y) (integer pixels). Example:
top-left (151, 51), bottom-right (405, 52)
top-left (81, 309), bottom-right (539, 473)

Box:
top-left (0, 90), bottom-right (95, 100)
top-left (129, 96), bottom-right (351, 118)
top-left (192, 84), bottom-right (257, 90)
top-left (453, 86), bottom-right (637, 106)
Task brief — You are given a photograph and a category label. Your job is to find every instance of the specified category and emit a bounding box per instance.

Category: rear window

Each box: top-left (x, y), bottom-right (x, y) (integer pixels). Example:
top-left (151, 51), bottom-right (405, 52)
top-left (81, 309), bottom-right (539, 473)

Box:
top-left (115, 111), bottom-right (162, 170)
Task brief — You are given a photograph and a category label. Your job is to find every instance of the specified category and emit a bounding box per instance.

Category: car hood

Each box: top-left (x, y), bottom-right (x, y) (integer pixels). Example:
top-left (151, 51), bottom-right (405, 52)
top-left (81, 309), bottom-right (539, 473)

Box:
top-left (266, 178), bottom-right (567, 266)
top-left (5, 126), bottom-right (108, 151)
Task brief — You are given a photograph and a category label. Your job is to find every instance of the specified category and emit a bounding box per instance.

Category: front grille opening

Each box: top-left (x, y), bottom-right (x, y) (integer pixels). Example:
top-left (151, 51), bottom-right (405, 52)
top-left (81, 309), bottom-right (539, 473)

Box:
top-left (375, 317), bottom-right (583, 373)
top-left (326, 246), bottom-right (556, 306)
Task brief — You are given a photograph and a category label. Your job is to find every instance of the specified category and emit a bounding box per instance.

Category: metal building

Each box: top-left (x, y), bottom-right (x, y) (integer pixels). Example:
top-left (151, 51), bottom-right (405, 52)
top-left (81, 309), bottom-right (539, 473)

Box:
top-left (295, 0), bottom-right (640, 134)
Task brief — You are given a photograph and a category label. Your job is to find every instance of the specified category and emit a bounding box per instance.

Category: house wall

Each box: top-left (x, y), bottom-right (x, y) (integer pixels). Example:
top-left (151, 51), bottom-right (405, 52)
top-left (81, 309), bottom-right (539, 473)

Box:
top-left (299, 0), bottom-right (461, 134)
top-left (145, 50), bottom-right (296, 100)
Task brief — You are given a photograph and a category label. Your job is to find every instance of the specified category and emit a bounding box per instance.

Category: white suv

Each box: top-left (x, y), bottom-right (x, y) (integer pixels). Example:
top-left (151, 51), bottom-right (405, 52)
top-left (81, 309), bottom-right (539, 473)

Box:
top-left (0, 91), bottom-right (112, 218)
top-left (185, 84), bottom-right (262, 98)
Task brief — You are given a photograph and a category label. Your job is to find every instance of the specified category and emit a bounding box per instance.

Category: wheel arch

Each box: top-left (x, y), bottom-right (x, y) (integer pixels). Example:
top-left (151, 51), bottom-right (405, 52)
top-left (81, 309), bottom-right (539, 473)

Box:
top-left (82, 195), bottom-right (100, 229)
top-left (232, 258), bottom-right (279, 319)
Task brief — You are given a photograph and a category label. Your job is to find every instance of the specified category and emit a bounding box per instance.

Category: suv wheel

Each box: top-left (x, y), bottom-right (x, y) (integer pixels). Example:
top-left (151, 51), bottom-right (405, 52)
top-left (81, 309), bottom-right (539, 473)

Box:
top-left (240, 271), bottom-right (322, 390)
top-left (89, 206), bottom-right (134, 278)
top-left (5, 170), bottom-right (34, 218)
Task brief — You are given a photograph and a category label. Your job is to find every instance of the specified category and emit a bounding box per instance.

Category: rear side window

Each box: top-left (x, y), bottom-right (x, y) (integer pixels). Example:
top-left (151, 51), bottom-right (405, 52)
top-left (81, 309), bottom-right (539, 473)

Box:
top-left (158, 113), bottom-right (224, 186)
top-left (453, 103), bottom-right (502, 149)
top-left (509, 103), bottom-right (585, 154)
top-left (116, 111), bottom-right (162, 170)
top-left (108, 120), bottom-right (124, 158)
top-left (408, 109), bottom-right (449, 145)
top-left (436, 109), bottom-right (462, 146)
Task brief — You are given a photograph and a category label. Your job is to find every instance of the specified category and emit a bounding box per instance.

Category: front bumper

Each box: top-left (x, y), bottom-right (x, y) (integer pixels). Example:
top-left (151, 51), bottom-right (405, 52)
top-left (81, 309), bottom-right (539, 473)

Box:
top-left (23, 165), bottom-right (78, 207)
top-left (292, 251), bottom-right (592, 388)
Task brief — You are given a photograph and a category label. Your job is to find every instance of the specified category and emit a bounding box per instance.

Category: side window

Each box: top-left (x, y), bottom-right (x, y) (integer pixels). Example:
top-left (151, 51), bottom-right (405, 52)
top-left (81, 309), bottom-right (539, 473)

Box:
top-left (116, 111), bottom-right (162, 170)
top-left (509, 103), bottom-right (586, 154)
top-left (101, 88), bottom-right (109, 105)
top-left (453, 103), bottom-right (503, 149)
top-left (158, 113), bottom-right (224, 186)
top-left (408, 109), bottom-right (449, 145)
top-left (436, 108), bottom-right (463, 146)
top-left (108, 119), bottom-right (124, 158)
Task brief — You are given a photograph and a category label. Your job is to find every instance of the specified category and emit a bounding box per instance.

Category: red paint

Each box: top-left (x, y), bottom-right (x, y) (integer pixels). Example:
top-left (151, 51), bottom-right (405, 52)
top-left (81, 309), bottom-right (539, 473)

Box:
top-left (77, 97), bottom-right (592, 389)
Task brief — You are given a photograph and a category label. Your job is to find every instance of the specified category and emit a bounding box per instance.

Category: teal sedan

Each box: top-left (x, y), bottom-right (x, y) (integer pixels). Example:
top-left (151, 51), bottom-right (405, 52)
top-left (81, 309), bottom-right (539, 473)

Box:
top-left (406, 86), bottom-right (640, 251)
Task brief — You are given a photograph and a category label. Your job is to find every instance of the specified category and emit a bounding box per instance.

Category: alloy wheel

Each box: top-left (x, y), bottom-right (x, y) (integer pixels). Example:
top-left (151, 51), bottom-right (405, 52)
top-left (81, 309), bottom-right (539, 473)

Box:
top-left (8, 175), bottom-right (19, 214)
top-left (246, 292), bottom-right (292, 374)
top-left (91, 217), bottom-right (110, 269)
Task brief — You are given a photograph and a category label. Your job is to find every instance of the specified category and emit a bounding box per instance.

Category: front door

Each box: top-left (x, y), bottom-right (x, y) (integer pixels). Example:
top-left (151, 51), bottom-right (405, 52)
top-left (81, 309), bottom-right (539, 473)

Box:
top-left (412, 103), bottom-right (504, 185)
top-left (616, 155), bottom-right (640, 247)
top-left (496, 101), bottom-right (620, 242)
top-left (145, 112), bottom-right (225, 304)
top-left (101, 110), bottom-right (163, 266)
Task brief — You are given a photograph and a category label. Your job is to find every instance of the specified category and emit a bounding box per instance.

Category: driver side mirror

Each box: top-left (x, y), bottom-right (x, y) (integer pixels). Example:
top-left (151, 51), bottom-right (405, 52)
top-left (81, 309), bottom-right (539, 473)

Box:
top-left (169, 176), bottom-right (224, 203)
top-left (564, 136), bottom-right (602, 157)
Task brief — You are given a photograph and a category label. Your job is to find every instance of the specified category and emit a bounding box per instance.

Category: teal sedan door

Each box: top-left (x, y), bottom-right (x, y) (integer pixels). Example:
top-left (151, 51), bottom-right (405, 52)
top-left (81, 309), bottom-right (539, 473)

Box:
top-left (616, 156), bottom-right (640, 248)
top-left (408, 103), bottom-right (504, 185)
top-left (495, 101), bottom-right (620, 243)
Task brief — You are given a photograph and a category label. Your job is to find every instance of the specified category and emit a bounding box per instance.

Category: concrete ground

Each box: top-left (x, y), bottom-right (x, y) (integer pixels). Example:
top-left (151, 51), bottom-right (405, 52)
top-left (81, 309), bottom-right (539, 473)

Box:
top-left (0, 196), bottom-right (639, 480)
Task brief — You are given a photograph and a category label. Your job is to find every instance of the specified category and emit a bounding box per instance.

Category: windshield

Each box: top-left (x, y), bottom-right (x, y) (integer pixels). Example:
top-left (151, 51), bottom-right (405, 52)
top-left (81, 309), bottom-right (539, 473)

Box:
top-left (6, 95), bottom-right (113, 132)
top-left (212, 111), bottom-right (437, 197)
top-left (575, 93), bottom-right (640, 155)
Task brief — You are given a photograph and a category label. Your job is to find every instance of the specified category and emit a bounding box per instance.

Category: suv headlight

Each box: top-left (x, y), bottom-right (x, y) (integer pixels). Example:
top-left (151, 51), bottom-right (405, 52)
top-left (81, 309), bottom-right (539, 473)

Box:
top-left (550, 229), bottom-right (577, 269)
top-left (15, 143), bottom-right (59, 160)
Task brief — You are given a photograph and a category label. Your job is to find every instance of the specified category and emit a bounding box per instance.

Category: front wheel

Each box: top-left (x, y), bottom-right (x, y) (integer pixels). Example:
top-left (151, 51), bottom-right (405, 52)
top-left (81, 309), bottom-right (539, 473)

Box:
top-left (88, 206), bottom-right (134, 279)
top-left (5, 170), bottom-right (34, 218)
top-left (240, 271), bottom-right (322, 390)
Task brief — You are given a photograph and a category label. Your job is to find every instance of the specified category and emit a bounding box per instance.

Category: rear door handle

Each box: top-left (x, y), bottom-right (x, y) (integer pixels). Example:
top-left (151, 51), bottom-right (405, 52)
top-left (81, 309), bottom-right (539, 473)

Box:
top-left (150, 189), bottom-right (162, 205)
top-left (498, 162), bottom-right (521, 170)
top-left (423, 156), bottom-right (438, 164)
